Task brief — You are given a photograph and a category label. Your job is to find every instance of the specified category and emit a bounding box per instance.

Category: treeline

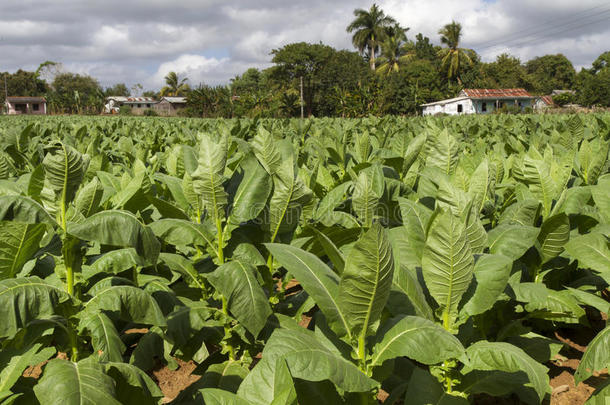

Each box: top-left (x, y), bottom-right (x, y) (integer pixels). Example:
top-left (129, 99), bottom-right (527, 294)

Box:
top-left (2, 4), bottom-right (609, 117)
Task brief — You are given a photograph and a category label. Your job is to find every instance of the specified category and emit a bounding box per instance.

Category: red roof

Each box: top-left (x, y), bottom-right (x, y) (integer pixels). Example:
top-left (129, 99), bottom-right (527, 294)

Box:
top-left (540, 95), bottom-right (555, 106)
top-left (461, 88), bottom-right (532, 98)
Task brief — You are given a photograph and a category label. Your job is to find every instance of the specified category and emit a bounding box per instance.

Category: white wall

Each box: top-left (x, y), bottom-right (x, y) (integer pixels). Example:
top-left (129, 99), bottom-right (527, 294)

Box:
top-left (423, 99), bottom-right (474, 116)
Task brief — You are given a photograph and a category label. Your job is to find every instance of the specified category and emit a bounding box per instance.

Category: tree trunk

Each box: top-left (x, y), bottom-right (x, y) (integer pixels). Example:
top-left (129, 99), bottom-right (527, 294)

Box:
top-left (369, 39), bottom-right (376, 70)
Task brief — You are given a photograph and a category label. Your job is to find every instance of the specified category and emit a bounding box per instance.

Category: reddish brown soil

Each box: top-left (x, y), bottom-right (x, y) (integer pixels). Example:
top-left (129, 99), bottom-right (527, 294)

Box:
top-left (151, 358), bottom-right (200, 404)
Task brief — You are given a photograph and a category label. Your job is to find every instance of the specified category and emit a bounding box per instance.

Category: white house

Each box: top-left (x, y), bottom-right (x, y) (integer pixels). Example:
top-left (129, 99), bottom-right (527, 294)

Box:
top-left (421, 89), bottom-right (536, 116)
top-left (5, 96), bottom-right (47, 115)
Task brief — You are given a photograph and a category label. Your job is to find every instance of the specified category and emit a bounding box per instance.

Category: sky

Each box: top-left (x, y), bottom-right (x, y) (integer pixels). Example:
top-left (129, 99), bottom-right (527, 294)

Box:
top-left (1, 0), bottom-right (609, 91)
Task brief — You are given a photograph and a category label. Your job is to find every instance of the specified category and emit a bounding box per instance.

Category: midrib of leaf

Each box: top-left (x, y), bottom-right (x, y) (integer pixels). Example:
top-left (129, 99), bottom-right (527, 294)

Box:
top-left (370, 325), bottom-right (420, 365)
top-left (360, 238), bottom-right (382, 341)
top-left (0, 281), bottom-right (64, 297)
top-left (7, 225), bottom-right (28, 278)
top-left (271, 175), bottom-right (295, 243)
top-left (236, 261), bottom-right (255, 307)
top-left (443, 227), bottom-right (456, 330)
top-left (97, 314), bottom-right (113, 357)
top-left (289, 251), bottom-right (351, 340)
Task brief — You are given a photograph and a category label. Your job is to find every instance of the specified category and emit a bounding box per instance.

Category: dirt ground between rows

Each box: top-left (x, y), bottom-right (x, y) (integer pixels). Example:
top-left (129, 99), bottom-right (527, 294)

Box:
top-left (151, 312), bottom-right (609, 404)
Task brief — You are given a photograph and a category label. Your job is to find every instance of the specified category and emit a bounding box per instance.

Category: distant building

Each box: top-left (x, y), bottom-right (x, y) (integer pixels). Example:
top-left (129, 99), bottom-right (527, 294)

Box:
top-left (154, 97), bottom-right (187, 116)
top-left (123, 97), bottom-right (158, 115)
top-left (5, 96), bottom-right (47, 115)
top-left (534, 95), bottom-right (555, 110)
top-left (421, 89), bottom-right (535, 116)
top-left (104, 96), bottom-right (129, 114)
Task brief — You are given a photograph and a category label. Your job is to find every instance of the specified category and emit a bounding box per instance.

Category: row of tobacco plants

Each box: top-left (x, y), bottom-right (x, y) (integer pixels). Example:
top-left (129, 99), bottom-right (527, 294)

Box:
top-left (0, 113), bottom-right (609, 404)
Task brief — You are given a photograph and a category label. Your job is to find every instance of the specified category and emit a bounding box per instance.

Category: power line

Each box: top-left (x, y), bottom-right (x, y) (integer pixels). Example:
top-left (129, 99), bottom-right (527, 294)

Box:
top-left (472, 2), bottom-right (610, 50)
top-left (476, 12), bottom-right (610, 54)
top-left (474, 6), bottom-right (610, 52)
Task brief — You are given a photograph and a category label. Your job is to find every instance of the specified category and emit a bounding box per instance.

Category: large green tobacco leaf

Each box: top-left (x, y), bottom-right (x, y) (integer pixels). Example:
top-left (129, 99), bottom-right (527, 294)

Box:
top-left (68, 210), bottom-right (160, 264)
top-left (536, 213), bottom-right (570, 264)
top-left (252, 127), bottom-right (282, 176)
top-left (370, 316), bottom-right (464, 366)
top-left (425, 128), bottom-right (459, 175)
top-left (468, 158), bottom-right (496, 213)
top-left (338, 223), bottom-right (394, 339)
top-left (0, 343), bottom-right (55, 393)
top-left (591, 175), bottom-right (610, 224)
top-left (564, 233), bottom-right (610, 274)
top-left (228, 156), bottom-right (272, 225)
top-left (237, 358), bottom-right (296, 405)
top-left (247, 328), bottom-right (377, 393)
top-left (404, 368), bottom-right (469, 405)
top-left (0, 195), bottom-right (55, 224)
top-left (266, 243), bottom-right (350, 338)
top-left (79, 312), bottom-right (126, 363)
top-left (310, 227), bottom-right (345, 274)
top-left (0, 277), bottom-right (72, 338)
top-left (104, 362), bottom-right (164, 404)
top-left (149, 218), bottom-right (216, 251)
top-left (34, 358), bottom-right (121, 405)
top-left (159, 252), bottom-right (205, 290)
top-left (421, 209), bottom-right (474, 328)
top-left (200, 388), bottom-right (253, 405)
top-left (83, 248), bottom-right (146, 280)
top-left (402, 133), bottom-right (426, 176)
top-left (498, 199), bottom-right (539, 226)
top-left (83, 285), bottom-right (166, 326)
top-left (511, 282), bottom-right (584, 323)
top-left (575, 325), bottom-right (610, 384)
top-left (0, 222), bottom-right (46, 279)
top-left (387, 264), bottom-right (434, 320)
top-left (192, 132), bottom-right (228, 228)
top-left (42, 142), bottom-right (86, 204)
top-left (460, 254), bottom-right (513, 317)
top-left (487, 224), bottom-right (539, 261)
top-left (200, 361), bottom-right (250, 392)
top-left (207, 261), bottom-right (271, 337)
top-left (351, 166), bottom-right (384, 227)
top-left (74, 177), bottom-right (104, 218)
top-left (459, 370), bottom-right (538, 405)
top-left (396, 198), bottom-right (432, 269)
top-left (268, 159), bottom-right (312, 242)
top-left (522, 154), bottom-right (555, 218)
top-left (463, 341), bottom-right (549, 402)
top-left (110, 160), bottom-right (151, 210)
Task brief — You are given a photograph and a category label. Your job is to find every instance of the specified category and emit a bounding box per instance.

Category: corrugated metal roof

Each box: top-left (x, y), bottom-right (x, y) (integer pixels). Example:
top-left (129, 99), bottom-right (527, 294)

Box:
top-left (106, 96), bottom-right (129, 102)
top-left (540, 95), bottom-right (555, 106)
top-left (124, 97), bottom-right (157, 104)
top-left (161, 97), bottom-right (187, 103)
top-left (6, 96), bottom-right (46, 103)
top-left (460, 88), bottom-right (532, 98)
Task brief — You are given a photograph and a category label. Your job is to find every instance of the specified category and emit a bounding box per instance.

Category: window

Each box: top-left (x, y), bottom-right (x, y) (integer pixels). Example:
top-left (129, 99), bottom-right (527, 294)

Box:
top-left (147, 104), bottom-right (151, 108)
top-left (32, 103), bottom-right (40, 111)
top-left (482, 102), bottom-right (487, 112)
top-left (457, 104), bottom-right (463, 113)
top-left (137, 104), bottom-right (141, 108)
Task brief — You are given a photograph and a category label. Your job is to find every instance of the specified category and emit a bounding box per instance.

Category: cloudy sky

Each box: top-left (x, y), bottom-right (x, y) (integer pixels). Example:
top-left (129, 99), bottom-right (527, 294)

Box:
top-left (1, 0), bottom-right (609, 91)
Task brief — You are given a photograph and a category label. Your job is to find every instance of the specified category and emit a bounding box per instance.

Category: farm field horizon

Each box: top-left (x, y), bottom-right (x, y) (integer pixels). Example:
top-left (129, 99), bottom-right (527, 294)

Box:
top-left (0, 113), bottom-right (608, 404)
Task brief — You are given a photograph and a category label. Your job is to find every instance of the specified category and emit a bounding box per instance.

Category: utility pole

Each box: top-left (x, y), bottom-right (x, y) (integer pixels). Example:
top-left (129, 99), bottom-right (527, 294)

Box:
top-left (3, 74), bottom-right (7, 115)
top-left (300, 76), bottom-right (304, 119)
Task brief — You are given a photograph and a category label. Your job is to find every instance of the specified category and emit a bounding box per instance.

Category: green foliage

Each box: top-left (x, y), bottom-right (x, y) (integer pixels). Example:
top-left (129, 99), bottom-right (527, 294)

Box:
top-left (0, 113), bottom-right (606, 405)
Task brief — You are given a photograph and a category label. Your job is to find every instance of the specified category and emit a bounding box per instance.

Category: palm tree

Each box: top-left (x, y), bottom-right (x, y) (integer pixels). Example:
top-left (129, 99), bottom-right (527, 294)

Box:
top-left (376, 24), bottom-right (414, 75)
top-left (437, 21), bottom-right (475, 84)
top-left (160, 72), bottom-right (190, 97)
top-left (347, 4), bottom-right (397, 70)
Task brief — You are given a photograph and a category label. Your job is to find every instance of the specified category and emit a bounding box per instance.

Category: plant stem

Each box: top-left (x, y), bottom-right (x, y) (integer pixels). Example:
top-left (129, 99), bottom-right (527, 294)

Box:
top-left (221, 296), bottom-right (235, 360)
top-left (357, 334), bottom-right (366, 371)
top-left (216, 218), bottom-right (224, 264)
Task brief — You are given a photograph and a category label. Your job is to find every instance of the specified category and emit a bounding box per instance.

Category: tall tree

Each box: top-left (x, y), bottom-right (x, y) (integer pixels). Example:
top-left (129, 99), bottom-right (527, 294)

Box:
top-left (347, 4), bottom-right (397, 70)
top-left (160, 72), bottom-right (190, 97)
top-left (376, 24), bottom-right (414, 75)
top-left (437, 21), bottom-right (475, 84)
top-left (525, 54), bottom-right (575, 94)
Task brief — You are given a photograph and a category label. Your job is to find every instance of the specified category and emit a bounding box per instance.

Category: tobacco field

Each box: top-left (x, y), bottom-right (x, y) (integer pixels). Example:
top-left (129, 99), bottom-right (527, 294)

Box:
top-left (0, 113), bottom-right (609, 404)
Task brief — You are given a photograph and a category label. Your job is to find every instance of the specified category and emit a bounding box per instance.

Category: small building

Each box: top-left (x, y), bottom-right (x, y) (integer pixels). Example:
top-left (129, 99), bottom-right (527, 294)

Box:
top-left (104, 96), bottom-right (129, 114)
top-left (123, 97), bottom-right (158, 115)
top-left (5, 96), bottom-right (47, 115)
top-left (421, 89), bottom-right (535, 116)
top-left (154, 97), bottom-right (187, 116)
top-left (534, 95), bottom-right (555, 110)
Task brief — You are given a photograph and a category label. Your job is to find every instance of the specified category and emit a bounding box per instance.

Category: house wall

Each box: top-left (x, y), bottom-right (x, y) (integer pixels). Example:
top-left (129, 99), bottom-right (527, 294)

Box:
top-left (472, 99), bottom-right (533, 114)
top-left (153, 101), bottom-right (186, 116)
top-left (423, 99), bottom-right (474, 116)
top-left (6, 102), bottom-right (47, 115)
top-left (127, 103), bottom-right (157, 116)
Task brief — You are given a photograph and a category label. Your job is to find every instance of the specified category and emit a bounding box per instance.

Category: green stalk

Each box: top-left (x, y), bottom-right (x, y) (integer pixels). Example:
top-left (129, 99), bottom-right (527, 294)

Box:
top-left (221, 296), bottom-right (235, 360)
top-left (216, 217), bottom-right (224, 264)
top-left (357, 334), bottom-right (367, 371)
top-left (59, 193), bottom-right (76, 297)
top-left (69, 327), bottom-right (79, 362)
